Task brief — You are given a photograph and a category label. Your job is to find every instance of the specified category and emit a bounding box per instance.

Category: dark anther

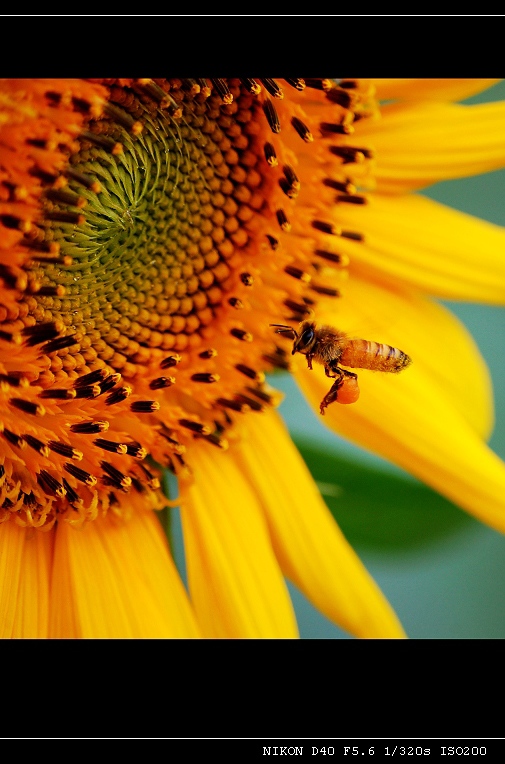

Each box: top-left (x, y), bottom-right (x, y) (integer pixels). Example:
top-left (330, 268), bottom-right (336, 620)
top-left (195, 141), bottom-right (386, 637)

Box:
top-left (264, 142), bottom-right (278, 166)
top-left (130, 401), bottom-right (160, 413)
top-left (70, 420), bottom-right (109, 434)
top-left (64, 463), bottom-right (97, 486)
top-left (240, 78), bottom-right (262, 95)
top-left (311, 285), bottom-right (340, 296)
top-left (22, 321), bottom-right (62, 346)
top-left (179, 419), bottom-right (210, 435)
top-left (260, 79), bottom-right (284, 99)
top-left (285, 78), bottom-right (306, 91)
top-left (105, 386), bottom-right (132, 406)
top-left (276, 209), bottom-right (291, 231)
top-left (191, 373), bottom-right (219, 383)
top-left (160, 354), bottom-right (181, 369)
top-left (24, 434), bottom-right (49, 456)
top-left (94, 439), bottom-right (128, 455)
top-left (263, 99), bottom-right (281, 134)
top-left (291, 117), bottom-right (313, 143)
top-left (39, 388), bottom-right (76, 400)
top-left (210, 79), bottom-right (233, 104)
top-left (266, 234), bottom-right (279, 250)
top-left (230, 328), bottom-right (253, 342)
top-left (149, 376), bottom-right (175, 390)
top-left (73, 369), bottom-right (109, 388)
top-left (341, 230), bottom-right (364, 242)
top-left (325, 88), bottom-right (353, 108)
top-left (9, 398), bottom-right (44, 416)
top-left (48, 441), bottom-right (82, 459)
top-left (42, 335), bottom-right (78, 354)
top-left (314, 249), bottom-right (344, 264)
top-left (37, 470), bottom-right (66, 498)
top-left (312, 220), bottom-right (339, 236)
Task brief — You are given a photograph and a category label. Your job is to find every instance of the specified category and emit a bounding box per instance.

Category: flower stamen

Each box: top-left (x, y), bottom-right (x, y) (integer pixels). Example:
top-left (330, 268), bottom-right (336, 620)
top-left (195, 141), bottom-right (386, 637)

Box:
top-left (69, 420), bottom-right (109, 434)
top-left (260, 79), bottom-right (284, 100)
top-left (64, 462), bottom-right (98, 486)
top-left (149, 376), bottom-right (175, 390)
top-left (130, 400), bottom-right (160, 413)
top-left (37, 470), bottom-right (66, 498)
top-left (94, 438), bottom-right (129, 455)
top-left (263, 99), bottom-right (281, 134)
top-left (9, 398), bottom-right (46, 416)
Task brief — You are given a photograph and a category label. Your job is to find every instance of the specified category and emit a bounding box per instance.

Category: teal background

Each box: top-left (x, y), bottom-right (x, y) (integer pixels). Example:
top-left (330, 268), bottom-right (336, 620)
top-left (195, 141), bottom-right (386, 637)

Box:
top-left (170, 80), bottom-right (505, 639)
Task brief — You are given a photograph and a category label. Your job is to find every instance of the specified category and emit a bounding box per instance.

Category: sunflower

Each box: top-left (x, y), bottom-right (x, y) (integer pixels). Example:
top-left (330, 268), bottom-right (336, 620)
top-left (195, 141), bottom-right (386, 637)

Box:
top-left (1, 77), bottom-right (505, 639)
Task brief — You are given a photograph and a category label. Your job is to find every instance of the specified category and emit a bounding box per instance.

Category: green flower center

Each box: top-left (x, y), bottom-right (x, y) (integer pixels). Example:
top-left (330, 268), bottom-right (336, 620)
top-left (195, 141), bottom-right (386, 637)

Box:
top-left (29, 80), bottom-right (268, 378)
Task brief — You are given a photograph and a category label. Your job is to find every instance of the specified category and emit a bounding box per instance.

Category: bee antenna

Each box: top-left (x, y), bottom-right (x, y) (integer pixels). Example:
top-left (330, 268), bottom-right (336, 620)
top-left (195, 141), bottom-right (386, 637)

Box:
top-left (270, 324), bottom-right (298, 339)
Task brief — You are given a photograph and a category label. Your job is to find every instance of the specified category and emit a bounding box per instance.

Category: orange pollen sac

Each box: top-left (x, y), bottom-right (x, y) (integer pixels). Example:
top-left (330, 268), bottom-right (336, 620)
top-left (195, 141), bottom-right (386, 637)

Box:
top-left (336, 375), bottom-right (360, 405)
top-left (0, 77), bottom-right (375, 528)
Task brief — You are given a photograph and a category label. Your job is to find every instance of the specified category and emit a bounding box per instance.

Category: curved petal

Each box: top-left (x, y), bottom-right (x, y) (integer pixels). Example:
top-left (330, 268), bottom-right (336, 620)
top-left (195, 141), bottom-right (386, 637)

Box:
top-left (372, 79), bottom-right (500, 103)
top-left (0, 521), bottom-right (53, 638)
top-left (179, 441), bottom-right (298, 639)
top-left (355, 100), bottom-right (505, 193)
top-left (295, 286), bottom-right (505, 534)
top-left (320, 273), bottom-right (493, 439)
top-left (49, 510), bottom-right (200, 638)
top-left (234, 410), bottom-right (406, 639)
top-left (332, 193), bottom-right (505, 305)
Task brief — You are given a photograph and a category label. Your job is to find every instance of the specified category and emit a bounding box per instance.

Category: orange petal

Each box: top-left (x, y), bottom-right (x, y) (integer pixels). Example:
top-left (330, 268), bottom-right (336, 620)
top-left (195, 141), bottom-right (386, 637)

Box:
top-left (0, 521), bottom-right (53, 638)
top-left (233, 409), bottom-right (406, 639)
top-left (49, 510), bottom-right (200, 638)
top-left (179, 440), bottom-right (298, 638)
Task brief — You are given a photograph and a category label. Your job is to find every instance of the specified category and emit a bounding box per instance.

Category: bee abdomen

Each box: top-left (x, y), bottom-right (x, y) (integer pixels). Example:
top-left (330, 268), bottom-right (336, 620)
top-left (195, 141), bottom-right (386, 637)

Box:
top-left (340, 340), bottom-right (411, 372)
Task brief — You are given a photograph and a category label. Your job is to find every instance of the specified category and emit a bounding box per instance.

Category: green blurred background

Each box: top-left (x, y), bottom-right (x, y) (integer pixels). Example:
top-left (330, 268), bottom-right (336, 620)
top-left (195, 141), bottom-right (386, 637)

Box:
top-left (172, 80), bottom-right (505, 639)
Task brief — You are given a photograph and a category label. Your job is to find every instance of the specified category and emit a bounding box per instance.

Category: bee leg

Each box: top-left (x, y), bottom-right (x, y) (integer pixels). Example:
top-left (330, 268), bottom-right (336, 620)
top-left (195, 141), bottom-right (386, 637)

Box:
top-left (320, 369), bottom-right (344, 415)
top-left (324, 360), bottom-right (341, 378)
top-left (320, 369), bottom-right (358, 415)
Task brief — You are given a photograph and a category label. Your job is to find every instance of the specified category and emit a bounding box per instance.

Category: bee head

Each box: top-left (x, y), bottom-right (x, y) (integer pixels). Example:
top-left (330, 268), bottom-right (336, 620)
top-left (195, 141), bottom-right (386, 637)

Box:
top-left (293, 321), bottom-right (317, 355)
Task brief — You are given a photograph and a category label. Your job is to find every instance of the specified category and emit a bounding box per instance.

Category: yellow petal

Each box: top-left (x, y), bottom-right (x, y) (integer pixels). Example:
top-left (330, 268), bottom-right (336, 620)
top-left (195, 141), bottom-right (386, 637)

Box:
top-left (179, 440), bottom-right (298, 639)
top-left (49, 510), bottom-right (200, 638)
top-left (355, 100), bottom-right (505, 193)
top-left (234, 409), bottom-right (405, 639)
top-left (333, 193), bottom-right (505, 304)
top-left (295, 287), bottom-right (505, 533)
top-left (0, 522), bottom-right (53, 638)
top-left (372, 79), bottom-right (500, 103)
top-left (321, 273), bottom-right (493, 439)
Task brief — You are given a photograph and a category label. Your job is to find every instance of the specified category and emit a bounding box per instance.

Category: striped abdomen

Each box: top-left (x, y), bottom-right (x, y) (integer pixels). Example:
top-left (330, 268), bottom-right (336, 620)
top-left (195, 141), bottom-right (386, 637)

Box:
top-left (339, 339), bottom-right (411, 373)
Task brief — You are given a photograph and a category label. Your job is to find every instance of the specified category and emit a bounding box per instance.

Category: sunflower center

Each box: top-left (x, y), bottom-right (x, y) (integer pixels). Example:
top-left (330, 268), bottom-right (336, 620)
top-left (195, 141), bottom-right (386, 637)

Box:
top-left (0, 77), bottom-right (374, 529)
top-left (29, 80), bottom-right (269, 380)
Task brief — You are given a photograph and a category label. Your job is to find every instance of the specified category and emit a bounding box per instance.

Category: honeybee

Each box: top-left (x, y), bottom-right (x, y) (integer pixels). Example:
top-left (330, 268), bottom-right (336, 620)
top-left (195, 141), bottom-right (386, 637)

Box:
top-left (271, 320), bottom-right (412, 415)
